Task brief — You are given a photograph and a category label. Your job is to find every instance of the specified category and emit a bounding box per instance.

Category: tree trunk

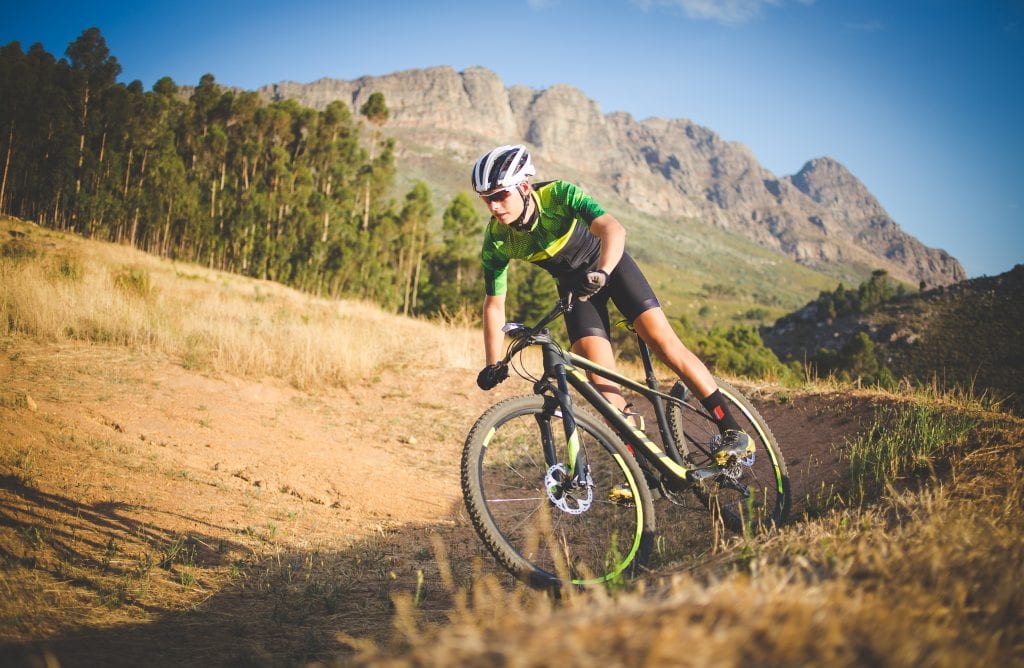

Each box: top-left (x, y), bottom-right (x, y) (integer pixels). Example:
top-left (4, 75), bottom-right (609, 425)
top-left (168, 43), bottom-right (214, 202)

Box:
top-left (129, 207), bottom-right (140, 247)
top-left (52, 190), bottom-right (61, 230)
top-left (76, 84), bottom-right (89, 197)
top-left (411, 244), bottom-right (424, 313)
top-left (361, 131), bottom-right (377, 232)
top-left (321, 175), bottom-right (332, 243)
top-left (0, 121), bottom-right (13, 213)
top-left (162, 196), bottom-right (173, 257)
top-left (123, 147), bottom-right (133, 198)
top-left (362, 180), bottom-right (370, 232)
top-left (137, 148), bottom-right (148, 190)
top-left (402, 219), bottom-right (419, 316)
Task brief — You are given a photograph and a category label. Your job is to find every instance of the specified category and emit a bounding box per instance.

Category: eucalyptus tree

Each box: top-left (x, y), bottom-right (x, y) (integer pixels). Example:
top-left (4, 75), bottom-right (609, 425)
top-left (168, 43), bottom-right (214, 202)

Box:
top-left (0, 41), bottom-right (73, 226)
top-left (419, 192), bottom-right (484, 317)
top-left (298, 100), bottom-right (362, 295)
top-left (64, 27), bottom-right (121, 231)
top-left (510, 263), bottom-right (559, 326)
top-left (358, 91), bottom-right (389, 232)
top-left (128, 76), bottom-right (186, 252)
top-left (0, 41), bottom-right (31, 214)
top-left (0, 31), bottom-right (466, 321)
top-left (398, 181), bottom-right (434, 315)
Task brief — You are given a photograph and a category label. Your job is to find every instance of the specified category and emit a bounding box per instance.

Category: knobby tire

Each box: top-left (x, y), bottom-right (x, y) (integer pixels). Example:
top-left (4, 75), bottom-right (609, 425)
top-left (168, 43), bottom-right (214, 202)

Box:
top-left (667, 376), bottom-right (790, 533)
top-left (461, 395), bottom-right (656, 589)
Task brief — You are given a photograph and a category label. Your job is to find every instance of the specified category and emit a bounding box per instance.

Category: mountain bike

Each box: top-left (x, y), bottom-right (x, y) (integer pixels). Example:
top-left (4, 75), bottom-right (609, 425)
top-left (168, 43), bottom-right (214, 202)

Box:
top-left (461, 296), bottom-right (790, 589)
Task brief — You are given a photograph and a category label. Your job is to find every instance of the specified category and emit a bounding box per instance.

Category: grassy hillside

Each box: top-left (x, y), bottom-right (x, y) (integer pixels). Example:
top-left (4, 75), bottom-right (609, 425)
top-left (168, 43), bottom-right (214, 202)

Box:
top-left (763, 267), bottom-right (1024, 414)
top-left (1, 216), bottom-right (1020, 666)
top-left (0, 217), bottom-right (479, 388)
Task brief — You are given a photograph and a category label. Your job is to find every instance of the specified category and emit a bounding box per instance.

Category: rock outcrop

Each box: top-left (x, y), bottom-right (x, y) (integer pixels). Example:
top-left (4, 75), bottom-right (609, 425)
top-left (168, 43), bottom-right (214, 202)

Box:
top-left (262, 66), bottom-right (965, 287)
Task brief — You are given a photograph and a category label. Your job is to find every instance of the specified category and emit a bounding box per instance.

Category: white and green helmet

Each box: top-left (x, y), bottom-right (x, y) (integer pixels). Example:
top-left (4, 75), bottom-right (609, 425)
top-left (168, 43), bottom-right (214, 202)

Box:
top-left (471, 144), bottom-right (536, 193)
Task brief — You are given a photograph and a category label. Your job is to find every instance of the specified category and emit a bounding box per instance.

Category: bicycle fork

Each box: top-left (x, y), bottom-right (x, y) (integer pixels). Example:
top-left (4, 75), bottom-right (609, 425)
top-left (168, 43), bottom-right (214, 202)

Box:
top-left (536, 360), bottom-right (584, 479)
top-left (532, 345), bottom-right (595, 516)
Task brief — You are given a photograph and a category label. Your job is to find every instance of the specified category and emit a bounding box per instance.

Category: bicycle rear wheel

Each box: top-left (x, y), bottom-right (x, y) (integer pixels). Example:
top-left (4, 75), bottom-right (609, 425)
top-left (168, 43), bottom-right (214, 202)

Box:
top-left (462, 394), bottom-right (655, 589)
top-left (667, 377), bottom-right (790, 533)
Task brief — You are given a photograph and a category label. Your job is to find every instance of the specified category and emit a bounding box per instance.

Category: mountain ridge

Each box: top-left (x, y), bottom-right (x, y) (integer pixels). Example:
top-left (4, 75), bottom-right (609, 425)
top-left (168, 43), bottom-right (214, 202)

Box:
top-left (261, 65), bottom-right (965, 288)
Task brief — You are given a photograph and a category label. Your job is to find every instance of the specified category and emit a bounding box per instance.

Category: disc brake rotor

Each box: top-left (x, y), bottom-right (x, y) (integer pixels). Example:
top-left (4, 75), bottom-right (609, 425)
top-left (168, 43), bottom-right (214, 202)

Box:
top-left (544, 463), bottom-right (593, 514)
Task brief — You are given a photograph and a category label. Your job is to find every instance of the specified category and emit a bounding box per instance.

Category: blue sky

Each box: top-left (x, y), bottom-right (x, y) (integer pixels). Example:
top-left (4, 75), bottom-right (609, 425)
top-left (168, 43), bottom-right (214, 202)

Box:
top-left (4, 0), bottom-right (1022, 277)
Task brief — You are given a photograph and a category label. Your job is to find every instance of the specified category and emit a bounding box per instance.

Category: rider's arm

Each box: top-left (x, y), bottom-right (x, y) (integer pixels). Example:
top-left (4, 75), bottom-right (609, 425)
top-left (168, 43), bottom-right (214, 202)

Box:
top-left (589, 213), bottom-right (626, 275)
top-left (482, 293), bottom-right (507, 365)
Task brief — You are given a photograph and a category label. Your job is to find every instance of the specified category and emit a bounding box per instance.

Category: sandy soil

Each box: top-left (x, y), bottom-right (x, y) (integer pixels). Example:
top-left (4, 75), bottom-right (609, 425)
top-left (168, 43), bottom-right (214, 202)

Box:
top-left (0, 338), bottom-right (880, 666)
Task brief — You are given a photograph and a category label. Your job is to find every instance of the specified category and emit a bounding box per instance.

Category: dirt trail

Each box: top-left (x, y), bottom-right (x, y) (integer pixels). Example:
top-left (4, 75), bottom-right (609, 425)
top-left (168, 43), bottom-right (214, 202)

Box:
top-left (0, 339), bottom-right (880, 666)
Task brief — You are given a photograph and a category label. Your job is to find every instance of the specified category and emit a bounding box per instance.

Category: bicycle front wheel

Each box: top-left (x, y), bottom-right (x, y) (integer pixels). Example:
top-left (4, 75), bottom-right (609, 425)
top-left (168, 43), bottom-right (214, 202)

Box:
top-left (462, 394), bottom-right (655, 589)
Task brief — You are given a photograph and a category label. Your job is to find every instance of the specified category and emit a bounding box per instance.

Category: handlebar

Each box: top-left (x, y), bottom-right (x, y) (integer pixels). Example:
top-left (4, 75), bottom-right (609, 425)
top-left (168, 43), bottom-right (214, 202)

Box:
top-left (499, 295), bottom-right (576, 364)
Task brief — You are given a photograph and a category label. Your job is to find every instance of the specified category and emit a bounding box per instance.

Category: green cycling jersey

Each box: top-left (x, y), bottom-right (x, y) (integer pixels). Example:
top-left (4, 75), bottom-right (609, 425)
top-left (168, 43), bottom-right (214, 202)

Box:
top-left (481, 180), bottom-right (607, 296)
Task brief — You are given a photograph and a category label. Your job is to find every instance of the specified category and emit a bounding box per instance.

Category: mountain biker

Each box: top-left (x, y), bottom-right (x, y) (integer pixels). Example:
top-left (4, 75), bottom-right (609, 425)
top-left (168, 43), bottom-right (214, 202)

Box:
top-left (471, 144), bottom-right (754, 466)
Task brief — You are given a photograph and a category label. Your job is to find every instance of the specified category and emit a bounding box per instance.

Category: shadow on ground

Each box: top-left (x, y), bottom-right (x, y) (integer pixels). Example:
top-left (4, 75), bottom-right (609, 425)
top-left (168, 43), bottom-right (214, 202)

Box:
top-left (0, 391), bottom-right (878, 667)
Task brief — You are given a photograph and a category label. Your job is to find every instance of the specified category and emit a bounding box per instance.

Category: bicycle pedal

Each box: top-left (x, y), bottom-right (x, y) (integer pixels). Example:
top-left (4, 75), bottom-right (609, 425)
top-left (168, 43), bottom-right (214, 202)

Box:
top-left (608, 483), bottom-right (636, 505)
top-left (712, 430), bottom-right (755, 466)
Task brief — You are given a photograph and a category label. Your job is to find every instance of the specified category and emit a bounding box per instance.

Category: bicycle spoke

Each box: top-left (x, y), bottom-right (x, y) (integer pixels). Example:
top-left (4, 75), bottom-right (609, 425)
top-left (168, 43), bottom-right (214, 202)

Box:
top-left (463, 396), bottom-right (653, 587)
top-left (666, 378), bottom-right (790, 534)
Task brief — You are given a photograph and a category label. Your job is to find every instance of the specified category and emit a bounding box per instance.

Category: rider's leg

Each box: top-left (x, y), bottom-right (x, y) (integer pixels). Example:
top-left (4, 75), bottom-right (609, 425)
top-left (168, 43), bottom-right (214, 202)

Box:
top-left (575, 333), bottom-right (655, 501)
top-left (631, 306), bottom-right (717, 398)
top-left (571, 335), bottom-right (628, 413)
top-left (631, 307), bottom-right (753, 462)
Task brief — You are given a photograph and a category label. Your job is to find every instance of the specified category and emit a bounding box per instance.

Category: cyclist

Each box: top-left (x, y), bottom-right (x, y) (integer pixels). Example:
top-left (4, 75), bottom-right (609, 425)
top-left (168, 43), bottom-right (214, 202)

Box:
top-left (471, 144), bottom-right (754, 466)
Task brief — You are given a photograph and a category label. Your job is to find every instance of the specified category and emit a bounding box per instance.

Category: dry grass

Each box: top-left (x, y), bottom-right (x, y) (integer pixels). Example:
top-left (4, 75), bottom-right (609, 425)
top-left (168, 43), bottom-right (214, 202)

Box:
top-left (0, 218), bottom-right (478, 390)
top-left (347, 420), bottom-right (1024, 667)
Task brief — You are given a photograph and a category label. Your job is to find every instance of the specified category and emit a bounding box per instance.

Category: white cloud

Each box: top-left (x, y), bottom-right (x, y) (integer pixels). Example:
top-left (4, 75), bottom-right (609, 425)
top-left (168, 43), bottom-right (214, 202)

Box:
top-left (635, 0), bottom-right (813, 25)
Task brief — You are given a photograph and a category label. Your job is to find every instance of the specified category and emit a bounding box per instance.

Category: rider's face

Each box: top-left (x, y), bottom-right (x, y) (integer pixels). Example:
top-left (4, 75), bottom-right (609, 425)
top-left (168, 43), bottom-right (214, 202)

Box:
top-left (482, 183), bottom-right (527, 225)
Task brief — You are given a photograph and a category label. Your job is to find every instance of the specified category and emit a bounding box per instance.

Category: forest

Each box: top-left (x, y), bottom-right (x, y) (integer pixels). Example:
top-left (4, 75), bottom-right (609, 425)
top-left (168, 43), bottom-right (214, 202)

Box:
top-left (0, 28), bottom-right (495, 320)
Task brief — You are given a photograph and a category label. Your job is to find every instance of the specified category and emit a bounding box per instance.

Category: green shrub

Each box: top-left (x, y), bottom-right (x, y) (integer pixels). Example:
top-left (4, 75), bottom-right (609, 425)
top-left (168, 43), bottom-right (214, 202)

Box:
top-left (113, 266), bottom-right (152, 298)
top-left (54, 254), bottom-right (84, 281)
top-left (734, 307), bottom-right (770, 321)
top-left (1, 237), bottom-right (37, 261)
top-left (701, 282), bottom-right (740, 299)
top-left (813, 331), bottom-right (897, 389)
top-left (812, 269), bottom-right (907, 321)
top-left (676, 322), bottom-right (798, 382)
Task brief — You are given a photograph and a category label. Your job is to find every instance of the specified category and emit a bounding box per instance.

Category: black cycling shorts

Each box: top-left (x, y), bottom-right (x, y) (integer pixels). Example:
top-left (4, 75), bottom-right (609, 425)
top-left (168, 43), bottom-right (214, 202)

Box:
top-left (556, 251), bottom-right (661, 343)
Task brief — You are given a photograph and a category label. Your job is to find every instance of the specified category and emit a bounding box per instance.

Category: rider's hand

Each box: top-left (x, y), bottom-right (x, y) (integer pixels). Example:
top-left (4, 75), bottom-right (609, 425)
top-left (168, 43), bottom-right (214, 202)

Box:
top-left (476, 362), bottom-right (509, 391)
top-left (575, 269), bottom-right (608, 301)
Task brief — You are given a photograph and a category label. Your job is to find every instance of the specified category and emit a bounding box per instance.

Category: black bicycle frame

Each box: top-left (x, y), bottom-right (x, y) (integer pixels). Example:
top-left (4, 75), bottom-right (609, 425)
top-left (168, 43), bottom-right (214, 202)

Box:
top-left (537, 336), bottom-right (695, 486)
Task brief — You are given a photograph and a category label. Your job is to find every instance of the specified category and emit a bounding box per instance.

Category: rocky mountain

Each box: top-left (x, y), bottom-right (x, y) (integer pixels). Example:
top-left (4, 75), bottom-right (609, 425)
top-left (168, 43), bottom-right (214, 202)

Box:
top-left (261, 66), bottom-right (965, 288)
